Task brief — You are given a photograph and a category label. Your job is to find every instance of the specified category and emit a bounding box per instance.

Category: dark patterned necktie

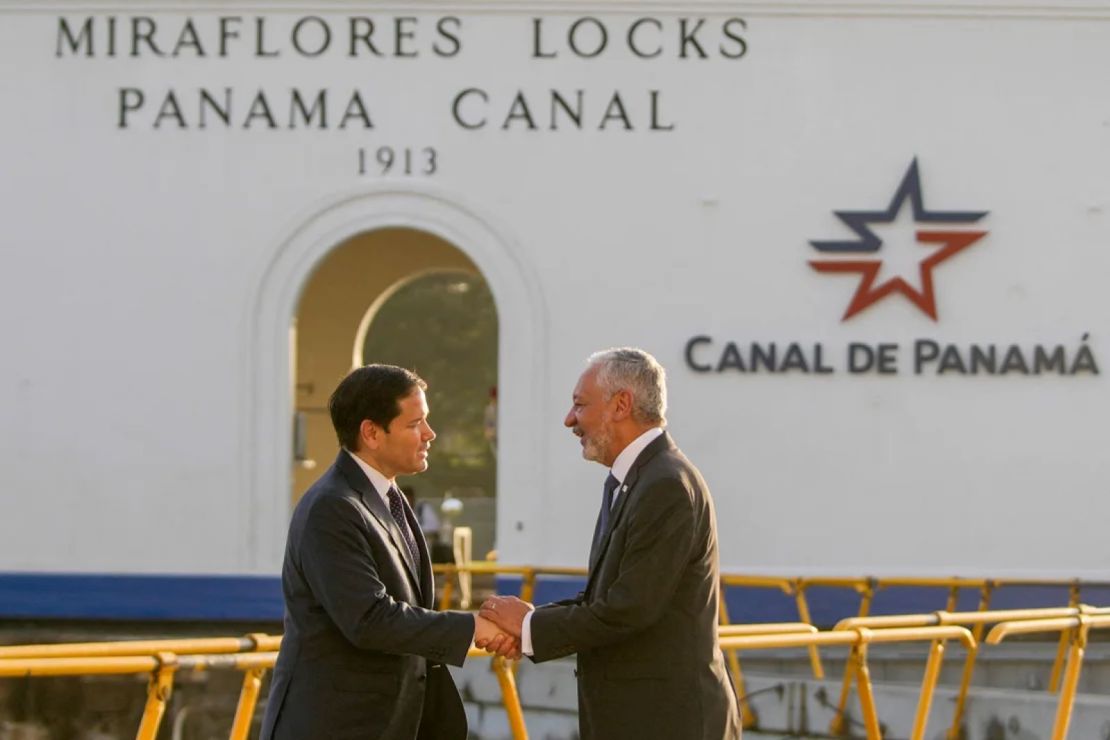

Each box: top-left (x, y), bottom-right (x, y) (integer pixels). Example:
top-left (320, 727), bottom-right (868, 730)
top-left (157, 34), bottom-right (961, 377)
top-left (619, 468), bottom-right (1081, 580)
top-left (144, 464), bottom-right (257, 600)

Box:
top-left (386, 487), bottom-right (421, 570)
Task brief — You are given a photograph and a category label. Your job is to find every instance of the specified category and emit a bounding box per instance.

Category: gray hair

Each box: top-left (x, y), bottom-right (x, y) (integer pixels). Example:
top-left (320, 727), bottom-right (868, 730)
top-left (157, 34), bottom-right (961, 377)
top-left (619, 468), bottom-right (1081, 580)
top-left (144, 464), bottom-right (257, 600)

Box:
top-left (587, 347), bottom-right (667, 425)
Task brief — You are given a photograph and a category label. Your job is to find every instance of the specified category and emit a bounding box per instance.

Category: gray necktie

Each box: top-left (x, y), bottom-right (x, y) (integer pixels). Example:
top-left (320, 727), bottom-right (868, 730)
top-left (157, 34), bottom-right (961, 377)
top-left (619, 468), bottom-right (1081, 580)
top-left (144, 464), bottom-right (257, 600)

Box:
top-left (599, 473), bottom-right (620, 536)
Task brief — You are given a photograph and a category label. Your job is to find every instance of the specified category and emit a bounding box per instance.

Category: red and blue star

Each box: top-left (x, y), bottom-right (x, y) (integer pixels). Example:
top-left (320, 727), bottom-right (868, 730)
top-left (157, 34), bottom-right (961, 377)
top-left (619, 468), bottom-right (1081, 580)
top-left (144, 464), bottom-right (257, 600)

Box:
top-left (809, 159), bottom-right (989, 321)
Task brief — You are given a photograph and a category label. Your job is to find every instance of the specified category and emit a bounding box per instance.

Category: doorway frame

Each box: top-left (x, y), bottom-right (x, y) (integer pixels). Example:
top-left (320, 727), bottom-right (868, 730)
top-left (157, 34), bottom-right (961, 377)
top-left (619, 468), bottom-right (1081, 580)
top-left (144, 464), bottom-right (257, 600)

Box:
top-left (242, 186), bottom-right (549, 571)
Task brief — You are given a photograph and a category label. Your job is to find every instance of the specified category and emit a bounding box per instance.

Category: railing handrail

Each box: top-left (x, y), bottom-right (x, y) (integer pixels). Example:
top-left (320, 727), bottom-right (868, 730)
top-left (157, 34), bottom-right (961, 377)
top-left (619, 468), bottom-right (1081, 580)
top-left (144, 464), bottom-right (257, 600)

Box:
top-left (0, 651), bottom-right (281, 677)
top-left (835, 604), bottom-right (1110, 631)
top-left (718, 622), bottom-right (816, 637)
top-left (719, 624), bottom-right (975, 652)
top-left (0, 633), bottom-right (279, 660)
top-left (986, 612), bottom-right (1110, 644)
top-left (0, 645), bottom-right (526, 740)
top-left (718, 624), bottom-right (974, 740)
top-left (983, 614), bottom-right (1110, 740)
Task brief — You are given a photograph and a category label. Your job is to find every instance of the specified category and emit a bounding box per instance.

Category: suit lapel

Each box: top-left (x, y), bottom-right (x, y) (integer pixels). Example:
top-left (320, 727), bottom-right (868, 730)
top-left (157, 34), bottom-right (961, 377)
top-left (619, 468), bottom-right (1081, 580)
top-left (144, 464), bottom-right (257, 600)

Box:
top-left (335, 452), bottom-right (423, 594)
top-left (585, 431), bottom-right (673, 588)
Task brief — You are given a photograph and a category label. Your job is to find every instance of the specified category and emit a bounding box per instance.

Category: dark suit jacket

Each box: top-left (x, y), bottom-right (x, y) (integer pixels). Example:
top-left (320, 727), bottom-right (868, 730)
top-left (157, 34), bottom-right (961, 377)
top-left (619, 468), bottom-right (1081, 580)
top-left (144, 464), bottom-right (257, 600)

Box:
top-left (261, 451), bottom-right (474, 740)
top-left (530, 432), bottom-right (741, 740)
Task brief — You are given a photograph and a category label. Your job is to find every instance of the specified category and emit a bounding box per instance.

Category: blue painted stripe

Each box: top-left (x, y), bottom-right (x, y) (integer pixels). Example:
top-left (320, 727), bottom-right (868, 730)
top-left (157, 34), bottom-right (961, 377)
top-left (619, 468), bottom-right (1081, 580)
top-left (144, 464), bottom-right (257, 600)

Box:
top-left (4, 573), bottom-right (1109, 624)
top-left (0, 573), bottom-right (284, 621)
top-left (498, 576), bottom-right (1110, 627)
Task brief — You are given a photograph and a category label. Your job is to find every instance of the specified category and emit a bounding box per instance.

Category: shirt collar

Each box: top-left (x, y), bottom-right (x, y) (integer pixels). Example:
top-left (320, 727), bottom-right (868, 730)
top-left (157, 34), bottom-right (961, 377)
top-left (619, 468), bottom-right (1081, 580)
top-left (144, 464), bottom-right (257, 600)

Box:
top-left (610, 427), bottom-right (664, 485)
top-left (345, 449), bottom-right (393, 506)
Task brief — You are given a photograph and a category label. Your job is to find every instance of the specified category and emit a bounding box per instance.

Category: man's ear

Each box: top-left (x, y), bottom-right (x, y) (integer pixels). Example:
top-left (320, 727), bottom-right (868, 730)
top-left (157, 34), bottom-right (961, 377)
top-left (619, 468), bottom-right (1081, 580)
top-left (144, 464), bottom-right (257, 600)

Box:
top-left (611, 389), bottom-right (633, 420)
top-left (359, 419), bottom-right (381, 450)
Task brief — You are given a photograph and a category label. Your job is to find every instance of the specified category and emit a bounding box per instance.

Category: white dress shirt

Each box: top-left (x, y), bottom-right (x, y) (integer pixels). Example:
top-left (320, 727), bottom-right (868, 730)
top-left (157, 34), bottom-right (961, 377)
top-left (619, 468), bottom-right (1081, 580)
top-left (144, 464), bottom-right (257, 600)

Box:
top-left (521, 426), bottom-right (665, 655)
top-left (345, 449), bottom-right (395, 507)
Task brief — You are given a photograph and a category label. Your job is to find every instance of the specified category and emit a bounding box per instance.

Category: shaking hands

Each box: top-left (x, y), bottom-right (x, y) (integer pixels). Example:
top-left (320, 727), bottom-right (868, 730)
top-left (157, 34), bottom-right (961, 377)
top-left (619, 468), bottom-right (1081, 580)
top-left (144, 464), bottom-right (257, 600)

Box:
top-left (473, 595), bottom-right (536, 660)
top-left (474, 614), bottom-right (521, 659)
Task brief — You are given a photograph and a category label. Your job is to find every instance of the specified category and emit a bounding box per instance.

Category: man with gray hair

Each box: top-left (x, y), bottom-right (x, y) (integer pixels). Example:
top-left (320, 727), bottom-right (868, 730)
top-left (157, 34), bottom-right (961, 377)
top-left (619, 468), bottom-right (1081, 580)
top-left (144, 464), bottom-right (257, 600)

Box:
top-left (481, 347), bottom-right (741, 739)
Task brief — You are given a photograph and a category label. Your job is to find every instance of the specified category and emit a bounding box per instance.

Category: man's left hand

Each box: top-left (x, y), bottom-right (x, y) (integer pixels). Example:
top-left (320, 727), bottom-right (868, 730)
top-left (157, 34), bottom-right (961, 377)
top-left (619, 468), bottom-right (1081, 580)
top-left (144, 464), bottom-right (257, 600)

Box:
top-left (479, 595), bottom-right (533, 638)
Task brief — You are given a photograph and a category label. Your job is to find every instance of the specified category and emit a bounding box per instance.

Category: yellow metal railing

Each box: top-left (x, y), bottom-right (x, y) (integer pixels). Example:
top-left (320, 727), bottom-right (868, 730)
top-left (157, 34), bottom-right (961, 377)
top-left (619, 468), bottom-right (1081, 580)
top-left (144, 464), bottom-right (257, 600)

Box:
top-left (434, 562), bottom-right (588, 611)
top-left (720, 625), bottom-right (975, 740)
top-left (4, 568), bottom-right (1107, 739)
top-left (0, 651), bottom-right (280, 740)
top-left (987, 613), bottom-right (1110, 740)
top-left (432, 563), bottom-right (1110, 734)
top-left (0, 633), bottom-right (281, 660)
top-left (831, 604), bottom-right (1110, 738)
top-left (717, 622), bottom-right (817, 727)
top-left (0, 638), bottom-right (527, 740)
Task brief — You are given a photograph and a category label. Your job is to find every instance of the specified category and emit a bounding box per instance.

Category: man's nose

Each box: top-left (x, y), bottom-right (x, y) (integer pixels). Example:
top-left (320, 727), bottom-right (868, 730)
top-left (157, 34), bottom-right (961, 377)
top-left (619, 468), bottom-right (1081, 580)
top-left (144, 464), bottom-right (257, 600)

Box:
top-left (563, 409), bottom-right (575, 427)
top-left (424, 424), bottom-right (436, 441)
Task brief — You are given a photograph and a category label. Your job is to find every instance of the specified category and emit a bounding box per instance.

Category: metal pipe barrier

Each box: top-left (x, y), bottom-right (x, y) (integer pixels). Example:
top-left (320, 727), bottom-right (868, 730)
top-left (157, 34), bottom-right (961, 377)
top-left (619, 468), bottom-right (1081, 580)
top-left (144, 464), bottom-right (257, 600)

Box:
top-left (987, 613), bottom-right (1110, 740)
top-left (716, 622), bottom-right (817, 728)
top-left (719, 575), bottom-right (829, 683)
top-left (832, 604), bottom-right (1110, 739)
top-left (0, 643), bottom-right (526, 740)
top-left (0, 632), bottom-right (280, 660)
top-left (431, 564), bottom-right (1110, 735)
top-left (434, 562), bottom-right (588, 610)
top-left (825, 579), bottom-right (964, 736)
top-left (0, 651), bottom-right (279, 740)
top-left (719, 625), bottom-right (974, 740)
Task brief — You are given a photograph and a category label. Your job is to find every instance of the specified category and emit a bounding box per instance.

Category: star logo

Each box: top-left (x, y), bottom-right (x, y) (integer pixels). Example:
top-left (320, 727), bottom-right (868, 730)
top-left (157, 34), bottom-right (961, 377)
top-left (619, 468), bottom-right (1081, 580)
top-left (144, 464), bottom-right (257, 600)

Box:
top-left (809, 159), bottom-right (988, 321)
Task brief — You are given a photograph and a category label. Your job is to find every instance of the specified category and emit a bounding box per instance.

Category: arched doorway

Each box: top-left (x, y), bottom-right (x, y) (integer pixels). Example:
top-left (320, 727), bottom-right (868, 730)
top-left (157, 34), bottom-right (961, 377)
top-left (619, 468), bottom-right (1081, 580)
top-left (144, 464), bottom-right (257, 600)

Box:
top-left (245, 188), bottom-right (547, 572)
top-left (291, 229), bottom-right (499, 557)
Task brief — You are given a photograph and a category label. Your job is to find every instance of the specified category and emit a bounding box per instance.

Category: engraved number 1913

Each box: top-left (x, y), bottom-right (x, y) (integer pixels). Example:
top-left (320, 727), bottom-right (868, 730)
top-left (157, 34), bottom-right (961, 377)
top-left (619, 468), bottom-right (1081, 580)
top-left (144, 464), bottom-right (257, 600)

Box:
top-left (358, 146), bottom-right (437, 176)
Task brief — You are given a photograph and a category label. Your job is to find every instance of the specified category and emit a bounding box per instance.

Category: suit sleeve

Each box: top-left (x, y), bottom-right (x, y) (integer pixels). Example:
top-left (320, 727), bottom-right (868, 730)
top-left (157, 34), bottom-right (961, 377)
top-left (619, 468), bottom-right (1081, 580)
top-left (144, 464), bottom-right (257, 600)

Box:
top-left (529, 477), bottom-right (696, 661)
top-left (297, 494), bottom-right (474, 666)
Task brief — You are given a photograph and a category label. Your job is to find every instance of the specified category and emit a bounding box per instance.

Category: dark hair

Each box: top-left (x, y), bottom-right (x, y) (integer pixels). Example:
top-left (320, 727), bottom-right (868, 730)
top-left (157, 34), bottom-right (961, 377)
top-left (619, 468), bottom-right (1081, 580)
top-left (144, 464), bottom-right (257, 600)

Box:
top-left (329, 365), bottom-right (427, 451)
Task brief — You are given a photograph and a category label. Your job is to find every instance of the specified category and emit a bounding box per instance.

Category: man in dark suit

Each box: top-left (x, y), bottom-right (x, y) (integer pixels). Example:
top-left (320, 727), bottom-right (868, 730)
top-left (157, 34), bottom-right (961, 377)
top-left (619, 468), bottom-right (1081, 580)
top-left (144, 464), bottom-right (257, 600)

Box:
top-left (261, 364), bottom-right (513, 740)
top-left (480, 348), bottom-right (741, 739)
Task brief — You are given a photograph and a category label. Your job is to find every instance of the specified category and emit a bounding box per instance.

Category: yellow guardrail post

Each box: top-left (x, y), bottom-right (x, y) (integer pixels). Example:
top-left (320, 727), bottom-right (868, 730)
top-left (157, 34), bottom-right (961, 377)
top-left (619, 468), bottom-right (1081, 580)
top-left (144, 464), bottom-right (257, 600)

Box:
top-left (945, 583), bottom-right (960, 612)
top-left (437, 564), bottom-right (457, 609)
top-left (519, 568), bottom-right (537, 605)
top-left (912, 637), bottom-right (946, 740)
top-left (848, 639), bottom-right (881, 740)
top-left (230, 664), bottom-right (267, 740)
top-left (1052, 618), bottom-right (1088, 740)
top-left (948, 579), bottom-right (993, 739)
top-left (718, 582), bottom-right (756, 729)
top-left (829, 578), bottom-right (875, 735)
top-left (136, 652), bottom-right (177, 740)
top-left (1048, 580), bottom-right (1082, 693)
top-left (791, 579), bottom-right (825, 679)
top-left (489, 656), bottom-right (528, 740)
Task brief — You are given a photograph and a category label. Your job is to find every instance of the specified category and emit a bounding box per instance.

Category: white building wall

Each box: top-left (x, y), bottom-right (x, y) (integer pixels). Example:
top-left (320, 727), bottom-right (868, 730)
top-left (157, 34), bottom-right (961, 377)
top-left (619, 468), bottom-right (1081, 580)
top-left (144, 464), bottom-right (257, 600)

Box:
top-left (0, 2), bottom-right (1107, 577)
